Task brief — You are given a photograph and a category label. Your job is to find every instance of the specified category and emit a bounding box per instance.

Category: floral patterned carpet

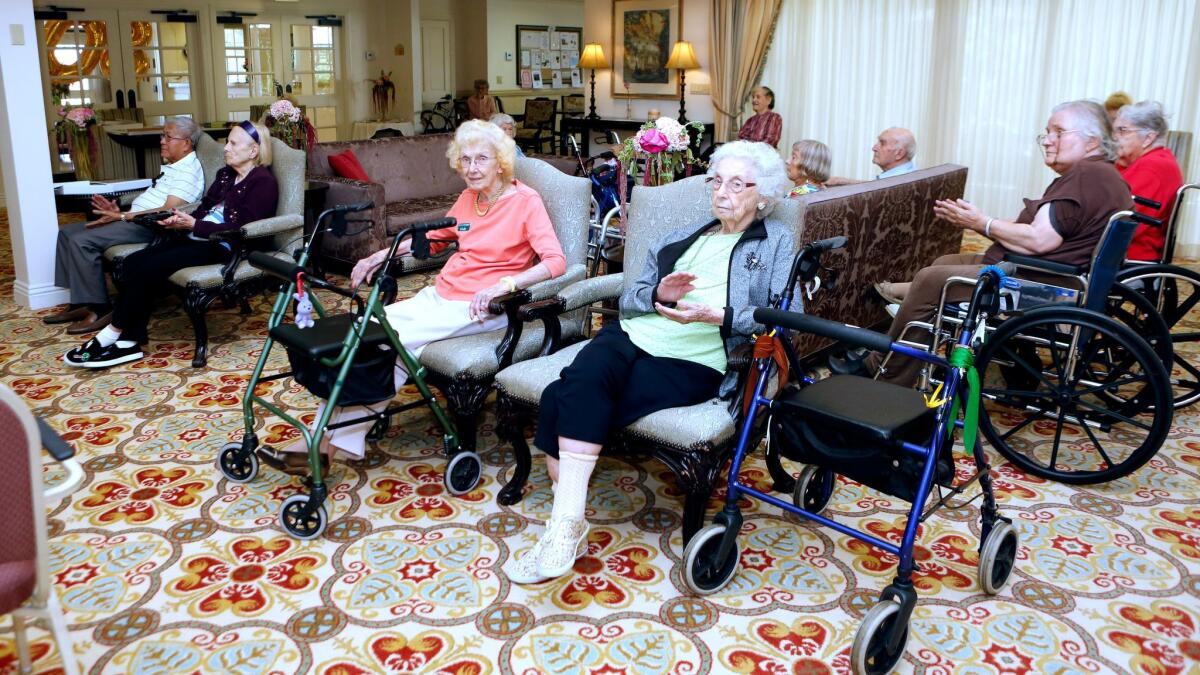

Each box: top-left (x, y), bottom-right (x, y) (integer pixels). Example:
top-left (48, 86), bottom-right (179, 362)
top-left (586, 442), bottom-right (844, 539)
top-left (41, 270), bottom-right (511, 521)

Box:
top-left (2, 214), bottom-right (1199, 674)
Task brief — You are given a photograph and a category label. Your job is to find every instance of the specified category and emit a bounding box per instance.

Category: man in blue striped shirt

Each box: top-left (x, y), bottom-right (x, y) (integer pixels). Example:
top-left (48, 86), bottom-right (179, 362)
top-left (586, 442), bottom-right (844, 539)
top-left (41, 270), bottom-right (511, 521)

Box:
top-left (46, 116), bottom-right (206, 334)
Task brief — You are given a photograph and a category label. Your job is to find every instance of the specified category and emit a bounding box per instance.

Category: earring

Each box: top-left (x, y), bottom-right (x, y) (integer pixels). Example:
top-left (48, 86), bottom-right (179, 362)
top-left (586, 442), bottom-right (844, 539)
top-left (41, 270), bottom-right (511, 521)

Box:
top-left (757, 202), bottom-right (766, 210)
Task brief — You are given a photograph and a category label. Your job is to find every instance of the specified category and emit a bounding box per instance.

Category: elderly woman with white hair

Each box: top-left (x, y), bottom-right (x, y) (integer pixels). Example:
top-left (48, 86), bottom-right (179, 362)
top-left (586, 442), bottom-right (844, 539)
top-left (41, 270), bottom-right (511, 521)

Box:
top-left (1113, 100), bottom-right (1184, 261)
top-left (507, 140), bottom-right (796, 584)
top-left (489, 113), bottom-right (524, 157)
top-left (858, 100), bottom-right (1132, 387)
top-left (258, 119), bottom-right (565, 475)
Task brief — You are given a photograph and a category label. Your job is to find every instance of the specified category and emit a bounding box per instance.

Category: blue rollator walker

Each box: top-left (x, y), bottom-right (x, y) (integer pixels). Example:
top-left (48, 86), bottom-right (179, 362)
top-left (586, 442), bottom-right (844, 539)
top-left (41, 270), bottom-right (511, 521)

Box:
top-left (217, 203), bottom-right (481, 540)
top-left (683, 258), bottom-right (1018, 675)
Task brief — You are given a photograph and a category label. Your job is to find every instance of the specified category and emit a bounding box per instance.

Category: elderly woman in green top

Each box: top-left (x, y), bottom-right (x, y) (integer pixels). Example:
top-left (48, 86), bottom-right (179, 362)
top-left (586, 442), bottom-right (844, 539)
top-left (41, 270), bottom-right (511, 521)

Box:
top-left (506, 140), bottom-right (796, 584)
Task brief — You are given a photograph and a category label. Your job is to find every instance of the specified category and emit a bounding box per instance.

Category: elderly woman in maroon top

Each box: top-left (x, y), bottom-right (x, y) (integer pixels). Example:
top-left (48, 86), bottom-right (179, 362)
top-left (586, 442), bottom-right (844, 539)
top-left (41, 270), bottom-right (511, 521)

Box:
top-left (737, 86), bottom-right (782, 148)
top-left (65, 121), bottom-right (279, 369)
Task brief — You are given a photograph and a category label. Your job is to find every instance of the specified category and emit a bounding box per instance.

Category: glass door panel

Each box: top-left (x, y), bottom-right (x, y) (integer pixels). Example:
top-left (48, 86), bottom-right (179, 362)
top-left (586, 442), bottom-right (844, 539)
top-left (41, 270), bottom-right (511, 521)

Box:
top-left (286, 22), bottom-right (340, 141)
top-left (118, 13), bottom-right (200, 125)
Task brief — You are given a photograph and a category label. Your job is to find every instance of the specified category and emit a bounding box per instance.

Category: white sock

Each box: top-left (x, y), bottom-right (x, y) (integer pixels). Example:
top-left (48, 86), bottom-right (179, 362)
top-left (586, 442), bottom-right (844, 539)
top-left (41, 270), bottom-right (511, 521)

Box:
top-left (548, 449), bottom-right (598, 523)
top-left (96, 325), bottom-right (122, 347)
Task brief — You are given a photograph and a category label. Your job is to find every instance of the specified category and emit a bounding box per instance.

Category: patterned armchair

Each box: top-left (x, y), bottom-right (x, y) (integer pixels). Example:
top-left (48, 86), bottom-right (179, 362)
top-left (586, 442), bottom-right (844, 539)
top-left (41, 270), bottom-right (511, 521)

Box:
top-left (492, 176), bottom-right (805, 542)
top-left (514, 97), bottom-right (558, 154)
top-left (105, 137), bottom-right (306, 367)
top-left (416, 156), bottom-right (591, 452)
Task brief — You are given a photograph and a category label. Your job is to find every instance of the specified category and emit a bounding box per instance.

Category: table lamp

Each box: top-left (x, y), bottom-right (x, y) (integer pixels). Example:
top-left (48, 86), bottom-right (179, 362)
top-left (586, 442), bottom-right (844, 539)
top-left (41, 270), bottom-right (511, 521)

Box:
top-left (578, 43), bottom-right (609, 120)
top-left (665, 41), bottom-right (700, 123)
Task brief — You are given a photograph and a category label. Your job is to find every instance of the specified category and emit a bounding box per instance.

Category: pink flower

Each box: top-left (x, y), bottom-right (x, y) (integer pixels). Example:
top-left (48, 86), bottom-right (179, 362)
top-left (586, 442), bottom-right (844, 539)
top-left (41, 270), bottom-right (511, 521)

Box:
top-left (637, 129), bottom-right (670, 154)
top-left (64, 107), bottom-right (95, 129)
top-left (56, 106), bottom-right (67, 118)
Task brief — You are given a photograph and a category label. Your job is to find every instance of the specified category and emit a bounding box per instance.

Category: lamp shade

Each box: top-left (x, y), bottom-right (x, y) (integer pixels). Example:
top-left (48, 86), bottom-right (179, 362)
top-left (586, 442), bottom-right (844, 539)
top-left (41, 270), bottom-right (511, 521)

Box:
top-left (578, 43), bottom-right (609, 69)
top-left (665, 41), bottom-right (700, 70)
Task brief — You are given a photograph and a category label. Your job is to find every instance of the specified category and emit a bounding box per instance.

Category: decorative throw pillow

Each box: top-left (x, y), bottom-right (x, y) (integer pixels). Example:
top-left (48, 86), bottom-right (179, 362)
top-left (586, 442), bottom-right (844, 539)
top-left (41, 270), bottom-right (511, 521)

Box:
top-left (327, 150), bottom-right (371, 182)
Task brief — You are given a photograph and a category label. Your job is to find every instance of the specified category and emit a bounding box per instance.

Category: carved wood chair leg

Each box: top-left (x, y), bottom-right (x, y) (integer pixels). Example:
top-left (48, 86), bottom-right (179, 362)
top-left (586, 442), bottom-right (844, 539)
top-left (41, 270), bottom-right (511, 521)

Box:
top-left (184, 287), bottom-right (217, 368)
top-left (681, 490), bottom-right (710, 545)
top-left (496, 397), bottom-right (533, 506)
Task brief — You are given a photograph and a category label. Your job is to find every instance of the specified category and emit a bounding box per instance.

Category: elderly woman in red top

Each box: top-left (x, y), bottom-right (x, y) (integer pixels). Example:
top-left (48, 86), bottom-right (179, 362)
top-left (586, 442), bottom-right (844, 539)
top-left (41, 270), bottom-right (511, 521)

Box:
top-left (1113, 101), bottom-right (1184, 262)
top-left (259, 119), bottom-right (566, 474)
top-left (737, 86), bottom-right (783, 148)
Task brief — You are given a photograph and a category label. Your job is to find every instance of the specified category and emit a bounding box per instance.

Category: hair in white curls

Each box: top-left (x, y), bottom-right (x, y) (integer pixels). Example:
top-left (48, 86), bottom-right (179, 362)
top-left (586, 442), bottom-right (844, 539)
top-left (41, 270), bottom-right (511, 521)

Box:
top-left (447, 119), bottom-right (518, 183)
top-left (707, 140), bottom-right (790, 208)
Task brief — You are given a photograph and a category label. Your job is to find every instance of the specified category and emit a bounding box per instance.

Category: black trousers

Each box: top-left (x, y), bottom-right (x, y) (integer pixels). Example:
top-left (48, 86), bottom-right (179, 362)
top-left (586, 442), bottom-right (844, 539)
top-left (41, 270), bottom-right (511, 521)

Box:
top-left (535, 322), bottom-right (723, 458)
top-left (113, 236), bottom-right (229, 342)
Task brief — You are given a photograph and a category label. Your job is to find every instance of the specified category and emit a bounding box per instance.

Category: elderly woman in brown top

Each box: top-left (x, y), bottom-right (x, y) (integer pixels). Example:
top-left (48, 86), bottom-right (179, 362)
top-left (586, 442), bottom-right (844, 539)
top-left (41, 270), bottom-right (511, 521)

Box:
top-left (859, 100), bottom-right (1132, 387)
top-left (467, 79), bottom-right (498, 120)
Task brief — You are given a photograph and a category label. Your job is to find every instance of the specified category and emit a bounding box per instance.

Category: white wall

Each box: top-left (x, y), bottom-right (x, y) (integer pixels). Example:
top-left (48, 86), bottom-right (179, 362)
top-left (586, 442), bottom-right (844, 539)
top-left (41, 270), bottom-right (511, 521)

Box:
top-left (582, 0), bottom-right (713, 122)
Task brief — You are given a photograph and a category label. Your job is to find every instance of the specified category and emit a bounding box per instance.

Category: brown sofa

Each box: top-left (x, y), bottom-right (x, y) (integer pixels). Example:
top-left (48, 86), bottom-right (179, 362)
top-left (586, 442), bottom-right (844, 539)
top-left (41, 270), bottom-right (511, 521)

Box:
top-left (308, 133), bottom-right (466, 270)
top-left (792, 164), bottom-right (969, 354)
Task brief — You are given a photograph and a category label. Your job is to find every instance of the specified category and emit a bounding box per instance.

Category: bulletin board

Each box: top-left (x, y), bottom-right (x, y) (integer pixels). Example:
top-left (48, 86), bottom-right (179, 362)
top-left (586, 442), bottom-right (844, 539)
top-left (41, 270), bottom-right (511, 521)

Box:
top-left (516, 24), bottom-right (583, 90)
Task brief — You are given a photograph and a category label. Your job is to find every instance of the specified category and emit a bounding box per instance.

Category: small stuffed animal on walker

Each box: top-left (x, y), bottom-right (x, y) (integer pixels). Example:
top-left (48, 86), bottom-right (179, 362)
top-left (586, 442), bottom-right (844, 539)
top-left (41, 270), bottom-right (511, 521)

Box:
top-left (294, 274), bottom-right (314, 328)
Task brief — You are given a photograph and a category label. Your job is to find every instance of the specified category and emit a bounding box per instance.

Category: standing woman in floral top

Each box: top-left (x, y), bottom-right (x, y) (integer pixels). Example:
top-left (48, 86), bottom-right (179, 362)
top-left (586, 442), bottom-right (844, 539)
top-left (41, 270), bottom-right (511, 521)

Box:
top-left (737, 86), bottom-right (783, 148)
top-left (785, 139), bottom-right (831, 198)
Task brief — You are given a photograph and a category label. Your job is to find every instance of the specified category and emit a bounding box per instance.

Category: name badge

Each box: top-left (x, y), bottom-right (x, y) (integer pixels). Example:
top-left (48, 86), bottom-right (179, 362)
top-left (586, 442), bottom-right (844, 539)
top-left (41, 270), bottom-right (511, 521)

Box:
top-left (458, 223), bottom-right (471, 232)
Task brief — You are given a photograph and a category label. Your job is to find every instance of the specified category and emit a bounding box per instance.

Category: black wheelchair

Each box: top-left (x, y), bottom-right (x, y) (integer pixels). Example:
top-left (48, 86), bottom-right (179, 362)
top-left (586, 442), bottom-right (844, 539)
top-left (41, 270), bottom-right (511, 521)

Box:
top-left (1112, 181), bottom-right (1200, 408)
top-left (887, 208), bottom-right (1176, 484)
top-left (216, 204), bottom-right (482, 539)
top-left (684, 246), bottom-right (1017, 674)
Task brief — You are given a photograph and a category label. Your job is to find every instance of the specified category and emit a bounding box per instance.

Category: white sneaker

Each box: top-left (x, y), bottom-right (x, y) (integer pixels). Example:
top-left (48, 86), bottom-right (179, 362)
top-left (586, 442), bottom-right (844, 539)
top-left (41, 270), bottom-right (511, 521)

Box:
top-left (535, 516), bottom-right (591, 579)
top-left (506, 520), bottom-right (590, 585)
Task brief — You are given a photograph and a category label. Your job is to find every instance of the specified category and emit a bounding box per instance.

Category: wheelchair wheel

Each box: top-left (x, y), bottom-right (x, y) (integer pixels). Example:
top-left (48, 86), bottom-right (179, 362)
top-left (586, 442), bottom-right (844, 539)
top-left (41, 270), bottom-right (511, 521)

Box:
top-left (792, 465), bottom-right (834, 513)
top-left (278, 494), bottom-right (328, 540)
top-left (1116, 265), bottom-right (1200, 408)
top-left (444, 451), bottom-right (482, 495)
top-left (851, 600), bottom-right (908, 675)
top-left (218, 441), bottom-right (258, 484)
top-left (977, 306), bottom-right (1172, 484)
top-left (682, 523), bottom-right (739, 595)
top-left (978, 520), bottom-right (1018, 595)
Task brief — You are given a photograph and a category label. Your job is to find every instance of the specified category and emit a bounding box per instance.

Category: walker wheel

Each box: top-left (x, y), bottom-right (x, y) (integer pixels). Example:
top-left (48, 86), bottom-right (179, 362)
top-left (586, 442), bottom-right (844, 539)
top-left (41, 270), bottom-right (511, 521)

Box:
top-left (278, 494), bottom-right (328, 540)
top-left (851, 600), bottom-right (909, 675)
top-left (444, 451), bottom-right (482, 496)
top-left (792, 465), bottom-right (834, 513)
top-left (218, 442), bottom-right (258, 484)
top-left (682, 523), bottom-right (739, 595)
top-left (978, 520), bottom-right (1019, 595)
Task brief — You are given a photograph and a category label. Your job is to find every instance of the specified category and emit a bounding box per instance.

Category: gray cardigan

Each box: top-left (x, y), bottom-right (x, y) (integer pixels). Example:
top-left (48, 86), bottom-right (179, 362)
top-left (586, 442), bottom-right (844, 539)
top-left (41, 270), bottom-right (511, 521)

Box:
top-left (619, 217), bottom-right (798, 398)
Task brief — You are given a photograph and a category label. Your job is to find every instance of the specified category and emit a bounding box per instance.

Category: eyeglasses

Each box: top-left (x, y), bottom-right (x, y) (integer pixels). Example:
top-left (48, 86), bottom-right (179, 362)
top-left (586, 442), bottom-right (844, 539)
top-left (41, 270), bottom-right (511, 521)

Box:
top-left (459, 155), bottom-right (494, 168)
top-left (160, 133), bottom-right (190, 142)
top-left (1112, 125), bottom-right (1141, 137)
top-left (1036, 129), bottom-right (1083, 144)
top-left (705, 176), bottom-right (757, 194)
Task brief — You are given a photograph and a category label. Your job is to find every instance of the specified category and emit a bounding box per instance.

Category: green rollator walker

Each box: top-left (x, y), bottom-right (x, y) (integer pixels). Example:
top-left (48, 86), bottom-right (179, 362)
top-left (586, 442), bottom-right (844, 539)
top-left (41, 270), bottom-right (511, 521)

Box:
top-left (217, 203), bottom-right (482, 539)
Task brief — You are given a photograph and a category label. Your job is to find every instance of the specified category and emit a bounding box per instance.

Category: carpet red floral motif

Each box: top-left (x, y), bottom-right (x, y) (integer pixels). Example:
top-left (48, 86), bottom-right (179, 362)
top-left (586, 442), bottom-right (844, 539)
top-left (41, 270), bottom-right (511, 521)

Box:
top-left (2, 210), bottom-right (1199, 673)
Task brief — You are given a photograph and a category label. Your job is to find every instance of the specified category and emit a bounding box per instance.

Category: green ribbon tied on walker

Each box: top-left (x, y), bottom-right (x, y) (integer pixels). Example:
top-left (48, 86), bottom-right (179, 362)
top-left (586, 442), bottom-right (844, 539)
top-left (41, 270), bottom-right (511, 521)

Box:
top-left (946, 345), bottom-right (980, 456)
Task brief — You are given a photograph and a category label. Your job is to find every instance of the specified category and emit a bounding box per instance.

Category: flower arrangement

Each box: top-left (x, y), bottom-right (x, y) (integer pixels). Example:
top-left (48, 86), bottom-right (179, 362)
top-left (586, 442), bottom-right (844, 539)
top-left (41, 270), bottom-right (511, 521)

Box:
top-left (616, 116), bottom-right (704, 187)
top-left (55, 105), bottom-right (99, 180)
top-left (264, 98), bottom-right (309, 151)
top-left (369, 70), bottom-right (396, 121)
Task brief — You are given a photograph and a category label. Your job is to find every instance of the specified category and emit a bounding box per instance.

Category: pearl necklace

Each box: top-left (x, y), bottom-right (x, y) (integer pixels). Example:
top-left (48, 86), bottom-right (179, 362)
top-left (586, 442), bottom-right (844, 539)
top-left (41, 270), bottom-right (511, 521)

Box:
top-left (473, 184), bottom-right (505, 217)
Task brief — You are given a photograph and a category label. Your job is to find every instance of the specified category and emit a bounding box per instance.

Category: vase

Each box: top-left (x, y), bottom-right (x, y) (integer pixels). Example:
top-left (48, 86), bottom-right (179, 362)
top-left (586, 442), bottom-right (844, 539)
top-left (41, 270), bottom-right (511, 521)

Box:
top-left (68, 128), bottom-right (96, 180)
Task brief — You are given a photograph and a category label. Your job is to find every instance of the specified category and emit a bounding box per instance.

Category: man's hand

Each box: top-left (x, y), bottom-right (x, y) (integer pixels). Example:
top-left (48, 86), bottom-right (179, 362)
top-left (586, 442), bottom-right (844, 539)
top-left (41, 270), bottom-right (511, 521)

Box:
top-left (350, 249), bottom-right (388, 287)
top-left (469, 284), bottom-right (508, 322)
top-left (90, 195), bottom-right (120, 213)
top-left (84, 214), bottom-right (119, 229)
top-left (933, 198), bottom-right (986, 232)
top-left (655, 271), bottom-right (697, 303)
top-left (654, 300), bottom-right (722, 325)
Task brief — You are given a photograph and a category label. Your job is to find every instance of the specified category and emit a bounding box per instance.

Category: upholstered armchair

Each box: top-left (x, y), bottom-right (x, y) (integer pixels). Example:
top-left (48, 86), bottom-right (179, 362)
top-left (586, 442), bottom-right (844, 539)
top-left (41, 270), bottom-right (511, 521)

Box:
top-left (493, 176), bottom-right (805, 543)
top-left (105, 137), bottom-right (306, 367)
top-left (415, 156), bottom-right (592, 453)
top-left (514, 98), bottom-right (558, 154)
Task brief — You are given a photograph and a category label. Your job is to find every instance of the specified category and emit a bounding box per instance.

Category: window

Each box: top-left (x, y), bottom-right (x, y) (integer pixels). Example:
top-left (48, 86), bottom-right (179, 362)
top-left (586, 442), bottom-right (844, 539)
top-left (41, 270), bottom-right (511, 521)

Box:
top-left (44, 20), bottom-right (112, 107)
top-left (223, 23), bottom-right (274, 99)
top-left (132, 21), bottom-right (191, 105)
top-left (289, 25), bottom-right (336, 96)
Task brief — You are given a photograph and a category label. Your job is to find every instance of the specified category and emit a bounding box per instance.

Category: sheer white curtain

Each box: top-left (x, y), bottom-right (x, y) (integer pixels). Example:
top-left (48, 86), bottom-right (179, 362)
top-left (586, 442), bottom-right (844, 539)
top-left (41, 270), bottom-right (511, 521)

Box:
top-left (763, 0), bottom-right (1200, 255)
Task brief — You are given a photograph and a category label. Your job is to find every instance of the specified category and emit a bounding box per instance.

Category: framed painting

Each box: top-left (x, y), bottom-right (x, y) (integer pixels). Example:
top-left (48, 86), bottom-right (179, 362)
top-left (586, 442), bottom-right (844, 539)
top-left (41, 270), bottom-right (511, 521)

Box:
top-left (611, 0), bottom-right (681, 99)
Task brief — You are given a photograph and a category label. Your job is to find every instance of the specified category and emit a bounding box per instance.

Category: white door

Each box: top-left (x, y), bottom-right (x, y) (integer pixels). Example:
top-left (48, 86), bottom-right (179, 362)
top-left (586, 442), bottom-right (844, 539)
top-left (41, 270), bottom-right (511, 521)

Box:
top-left (282, 18), bottom-right (342, 141)
top-left (115, 11), bottom-right (203, 125)
top-left (209, 19), bottom-right (283, 123)
top-left (37, 10), bottom-right (125, 123)
top-left (420, 20), bottom-right (453, 109)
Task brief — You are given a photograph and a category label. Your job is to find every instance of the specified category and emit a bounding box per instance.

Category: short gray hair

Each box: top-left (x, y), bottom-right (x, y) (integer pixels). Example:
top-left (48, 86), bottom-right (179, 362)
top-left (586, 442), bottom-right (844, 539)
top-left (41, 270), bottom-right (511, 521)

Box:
top-left (489, 113), bottom-right (515, 127)
top-left (790, 139), bottom-right (832, 183)
top-left (1051, 100), bottom-right (1117, 161)
top-left (167, 116), bottom-right (201, 147)
top-left (1117, 100), bottom-right (1170, 148)
top-left (708, 140), bottom-right (791, 207)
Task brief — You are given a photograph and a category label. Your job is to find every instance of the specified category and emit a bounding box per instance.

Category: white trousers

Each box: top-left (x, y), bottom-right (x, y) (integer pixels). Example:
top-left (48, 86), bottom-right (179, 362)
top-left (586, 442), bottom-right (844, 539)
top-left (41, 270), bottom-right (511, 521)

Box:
top-left (312, 286), bottom-right (507, 457)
